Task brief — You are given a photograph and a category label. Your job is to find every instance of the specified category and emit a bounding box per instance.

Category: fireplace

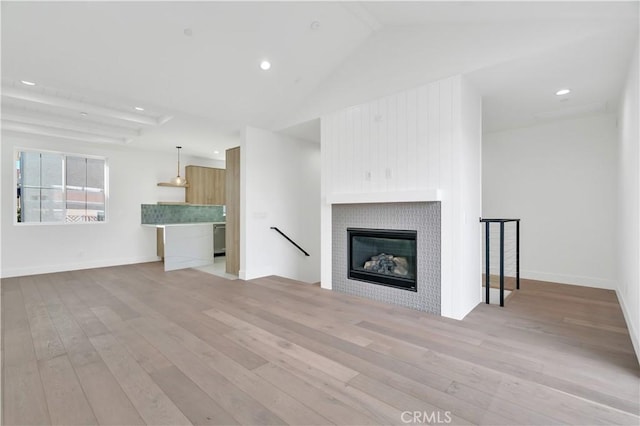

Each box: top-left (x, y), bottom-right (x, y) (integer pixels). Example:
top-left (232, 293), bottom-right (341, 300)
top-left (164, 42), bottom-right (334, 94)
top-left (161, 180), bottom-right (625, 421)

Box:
top-left (333, 203), bottom-right (440, 314)
top-left (348, 228), bottom-right (417, 291)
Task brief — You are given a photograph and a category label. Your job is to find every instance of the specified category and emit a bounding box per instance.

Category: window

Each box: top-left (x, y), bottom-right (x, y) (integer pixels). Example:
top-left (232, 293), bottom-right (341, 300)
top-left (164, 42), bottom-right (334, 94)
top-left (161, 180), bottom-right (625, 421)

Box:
top-left (16, 150), bottom-right (108, 224)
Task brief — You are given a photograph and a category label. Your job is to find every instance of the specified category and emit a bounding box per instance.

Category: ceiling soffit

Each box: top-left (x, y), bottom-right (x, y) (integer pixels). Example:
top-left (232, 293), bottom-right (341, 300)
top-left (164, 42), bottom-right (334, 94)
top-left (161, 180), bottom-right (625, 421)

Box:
top-left (1, 81), bottom-right (173, 145)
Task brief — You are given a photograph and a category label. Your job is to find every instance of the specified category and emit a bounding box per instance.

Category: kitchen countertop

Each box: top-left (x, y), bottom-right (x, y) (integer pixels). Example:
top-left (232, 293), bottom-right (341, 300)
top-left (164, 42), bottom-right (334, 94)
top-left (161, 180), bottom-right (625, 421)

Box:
top-left (142, 222), bottom-right (225, 227)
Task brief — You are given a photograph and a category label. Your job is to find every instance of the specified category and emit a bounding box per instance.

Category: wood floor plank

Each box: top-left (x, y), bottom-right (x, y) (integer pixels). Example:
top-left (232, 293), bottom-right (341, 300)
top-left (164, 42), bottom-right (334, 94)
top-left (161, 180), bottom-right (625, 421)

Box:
top-left (224, 320), bottom-right (453, 425)
top-left (91, 306), bottom-right (173, 375)
top-left (150, 366), bottom-right (239, 426)
top-left (192, 328), bottom-right (269, 370)
top-left (2, 284), bottom-right (27, 330)
top-left (563, 316), bottom-right (630, 334)
top-left (53, 279), bottom-right (109, 337)
top-left (89, 332), bottom-right (192, 426)
top-left (34, 276), bottom-right (63, 307)
top-left (152, 314), bottom-right (333, 425)
top-left (346, 373), bottom-right (475, 425)
top-left (494, 374), bottom-right (640, 425)
top-left (67, 271), bottom-right (140, 321)
top-left (23, 302), bottom-right (67, 361)
top-left (224, 321), bottom-right (505, 425)
top-left (91, 277), bottom-right (269, 372)
top-left (38, 354), bottom-right (98, 426)
top-left (253, 362), bottom-right (378, 425)
top-left (90, 269), bottom-right (266, 374)
top-left (43, 297), bottom-right (102, 367)
top-left (19, 276), bottom-right (66, 361)
top-left (126, 316), bottom-right (286, 426)
top-left (211, 272), bottom-right (633, 420)
top-left (477, 338), bottom-right (640, 401)
top-left (200, 292), bottom-right (544, 422)
top-left (476, 309), bottom-right (634, 355)
top-left (2, 282), bottom-right (51, 426)
top-left (73, 359), bottom-right (146, 426)
top-left (256, 350), bottom-right (407, 425)
top-left (1, 277), bottom-right (20, 293)
top-left (204, 307), bottom-right (360, 382)
top-left (362, 342), bottom-right (502, 413)
top-left (211, 301), bottom-right (458, 394)
top-left (3, 263), bottom-right (639, 426)
top-left (2, 289), bottom-right (37, 366)
top-left (42, 296), bottom-right (145, 425)
top-left (366, 315), bottom-right (639, 414)
top-left (3, 362), bottom-right (51, 426)
top-left (357, 319), bottom-right (545, 378)
top-left (240, 294), bottom-right (375, 347)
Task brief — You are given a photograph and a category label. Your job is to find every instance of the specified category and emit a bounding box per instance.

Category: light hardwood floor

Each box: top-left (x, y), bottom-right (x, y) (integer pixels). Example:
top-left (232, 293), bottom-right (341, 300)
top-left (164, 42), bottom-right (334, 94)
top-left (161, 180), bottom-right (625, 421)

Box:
top-left (2, 262), bottom-right (639, 425)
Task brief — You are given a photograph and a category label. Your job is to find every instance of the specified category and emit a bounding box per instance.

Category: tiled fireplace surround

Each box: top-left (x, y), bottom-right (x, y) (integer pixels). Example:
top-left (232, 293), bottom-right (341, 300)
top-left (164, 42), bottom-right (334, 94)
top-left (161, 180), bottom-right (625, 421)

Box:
top-left (332, 202), bottom-right (441, 315)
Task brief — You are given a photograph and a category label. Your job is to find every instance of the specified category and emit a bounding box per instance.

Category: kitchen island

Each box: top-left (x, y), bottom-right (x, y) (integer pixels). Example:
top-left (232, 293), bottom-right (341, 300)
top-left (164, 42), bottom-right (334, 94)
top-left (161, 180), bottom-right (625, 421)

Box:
top-left (141, 203), bottom-right (227, 272)
top-left (143, 222), bottom-right (225, 271)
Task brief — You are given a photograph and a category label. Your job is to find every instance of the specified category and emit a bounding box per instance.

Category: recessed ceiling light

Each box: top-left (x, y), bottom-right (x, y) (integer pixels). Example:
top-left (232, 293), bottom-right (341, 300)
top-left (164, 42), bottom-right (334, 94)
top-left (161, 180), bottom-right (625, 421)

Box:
top-left (80, 112), bottom-right (88, 117)
top-left (134, 106), bottom-right (145, 111)
top-left (260, 60), bottom-right (271, 71)
top-left (20, 80), bottom-right (36, 86)
top-left (310, 21), bottom-right (321, 30)
top-left (214, 150), bottom-right (220, 155)
top-left (556, 89), bottom-right (571, 96)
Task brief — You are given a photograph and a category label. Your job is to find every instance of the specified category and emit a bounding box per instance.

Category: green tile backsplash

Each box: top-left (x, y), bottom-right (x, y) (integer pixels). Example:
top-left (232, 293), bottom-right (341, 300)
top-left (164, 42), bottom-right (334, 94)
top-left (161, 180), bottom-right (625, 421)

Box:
top-left (141, 204), bottom-right (225, 224)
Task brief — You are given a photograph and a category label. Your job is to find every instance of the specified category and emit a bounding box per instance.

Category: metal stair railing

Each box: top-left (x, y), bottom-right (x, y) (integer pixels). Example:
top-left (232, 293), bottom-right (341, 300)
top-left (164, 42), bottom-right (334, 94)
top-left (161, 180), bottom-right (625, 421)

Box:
top-left (270, 227), bottom-right (310, 256)
top-left (480, 218), bottom-right (520, 307)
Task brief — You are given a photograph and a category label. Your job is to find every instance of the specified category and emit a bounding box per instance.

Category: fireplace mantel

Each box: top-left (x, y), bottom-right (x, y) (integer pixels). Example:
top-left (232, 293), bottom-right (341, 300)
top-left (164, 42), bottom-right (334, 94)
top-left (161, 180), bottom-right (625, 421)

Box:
top-left (326, 189), bottom-right (442, 205)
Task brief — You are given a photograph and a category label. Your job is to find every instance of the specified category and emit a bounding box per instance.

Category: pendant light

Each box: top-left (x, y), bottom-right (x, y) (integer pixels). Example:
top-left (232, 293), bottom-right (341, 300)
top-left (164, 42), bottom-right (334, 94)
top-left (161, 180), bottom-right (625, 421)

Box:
top-left (170, 146), bottom-right (187, 186)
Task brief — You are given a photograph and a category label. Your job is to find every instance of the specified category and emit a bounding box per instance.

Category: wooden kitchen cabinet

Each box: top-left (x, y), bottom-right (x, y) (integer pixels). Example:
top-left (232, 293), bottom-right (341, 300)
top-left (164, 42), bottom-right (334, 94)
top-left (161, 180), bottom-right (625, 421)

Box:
top-left (225, 147), bottom-right (240, 276)
top-left (157, 228), bottom-right (164, 258)
top-left (185, 165), bottom-right (225, 205)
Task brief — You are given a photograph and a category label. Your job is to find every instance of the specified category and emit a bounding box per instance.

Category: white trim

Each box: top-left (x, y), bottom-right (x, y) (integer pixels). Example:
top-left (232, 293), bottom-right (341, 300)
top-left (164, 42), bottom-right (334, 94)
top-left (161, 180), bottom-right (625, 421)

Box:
top-left (521, 269), bottom-right (617, 290)
top-left (2, 111), bottom-right (141, 140)
top-left (2, 86), bottom-right (162, 126)
top-left (326, 189), bottom-right (442, 205)
top-left (14, 147), bottom-right (109, 225)
top-left (0, 256), bottom-right (160, 279)
top-left (3, 121), bottom-right (130, 145)
top-left (617, 288), bottom-right (640, 365)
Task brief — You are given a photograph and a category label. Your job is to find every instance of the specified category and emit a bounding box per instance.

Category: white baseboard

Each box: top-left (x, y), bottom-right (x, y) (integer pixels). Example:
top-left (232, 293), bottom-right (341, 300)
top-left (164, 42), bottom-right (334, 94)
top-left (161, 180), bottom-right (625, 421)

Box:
top-left (0, 256), bottom-right (161, 278)
top-left (521, 270), bottom-right (617, 290)
top-left (616, 288), bottom-right (640, 366)
top-left (446, 300), bottom-right (479, 321)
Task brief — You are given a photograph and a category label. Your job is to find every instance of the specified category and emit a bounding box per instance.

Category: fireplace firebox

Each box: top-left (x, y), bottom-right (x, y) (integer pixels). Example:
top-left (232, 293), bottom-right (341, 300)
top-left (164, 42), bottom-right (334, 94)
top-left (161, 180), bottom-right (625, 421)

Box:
top-left (347, 228), bottom-right (417, 291)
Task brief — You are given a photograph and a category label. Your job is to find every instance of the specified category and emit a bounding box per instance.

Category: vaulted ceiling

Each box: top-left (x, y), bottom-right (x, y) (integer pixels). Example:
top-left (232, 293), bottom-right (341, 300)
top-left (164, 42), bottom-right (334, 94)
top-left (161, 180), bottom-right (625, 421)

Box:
top-left (2, 1), bottom-right (638, 159)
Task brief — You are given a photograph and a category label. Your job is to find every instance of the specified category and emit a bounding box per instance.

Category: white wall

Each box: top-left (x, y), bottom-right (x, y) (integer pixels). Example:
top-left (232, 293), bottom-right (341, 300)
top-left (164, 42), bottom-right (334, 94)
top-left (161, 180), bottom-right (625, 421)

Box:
top-left (453, 76), bottom-right (483, 318)
top-left (321, 75), bottom-right (482, 319)
top-left (1, 132), bottom-right (222, 278)
top-left (483, 113), bottom-right (618, 289)
top-left (617, 42), bottom-right (639, 361)
top-left (240, 127), bottom-right (321, 283)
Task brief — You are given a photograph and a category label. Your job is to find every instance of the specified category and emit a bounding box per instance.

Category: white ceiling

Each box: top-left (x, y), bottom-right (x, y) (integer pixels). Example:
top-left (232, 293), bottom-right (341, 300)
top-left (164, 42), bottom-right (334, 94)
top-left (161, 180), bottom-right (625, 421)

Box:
top-left (2, 1), bottom-right (638, 158)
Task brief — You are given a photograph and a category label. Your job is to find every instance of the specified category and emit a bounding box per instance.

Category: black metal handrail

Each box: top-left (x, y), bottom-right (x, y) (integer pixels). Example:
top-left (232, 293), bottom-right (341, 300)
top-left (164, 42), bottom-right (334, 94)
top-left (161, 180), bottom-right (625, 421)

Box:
top-left (480, 218), bottom-right (520, 307)
top-left (270, 227), bottom-right (310, 256)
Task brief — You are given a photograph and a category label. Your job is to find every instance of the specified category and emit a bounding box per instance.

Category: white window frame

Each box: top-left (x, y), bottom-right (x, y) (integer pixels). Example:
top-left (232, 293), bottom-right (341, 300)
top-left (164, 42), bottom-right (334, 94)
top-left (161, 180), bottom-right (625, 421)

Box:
top-left (14, 147), bottom-right (110, 226)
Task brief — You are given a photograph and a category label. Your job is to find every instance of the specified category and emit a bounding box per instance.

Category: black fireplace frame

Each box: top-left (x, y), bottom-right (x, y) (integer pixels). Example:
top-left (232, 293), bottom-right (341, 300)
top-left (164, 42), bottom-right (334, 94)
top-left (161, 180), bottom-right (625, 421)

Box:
top-left (347, 228), bottom-right (417, 292)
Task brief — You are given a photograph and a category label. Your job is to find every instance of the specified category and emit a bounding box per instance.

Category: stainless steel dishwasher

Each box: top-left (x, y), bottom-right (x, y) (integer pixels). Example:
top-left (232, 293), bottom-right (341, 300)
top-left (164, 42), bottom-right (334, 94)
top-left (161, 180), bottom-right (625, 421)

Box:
top-left (213, 223), bottom-right (226, 256)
